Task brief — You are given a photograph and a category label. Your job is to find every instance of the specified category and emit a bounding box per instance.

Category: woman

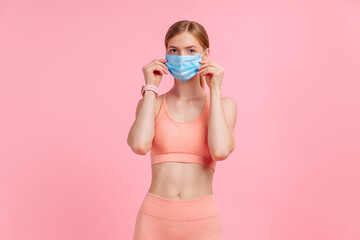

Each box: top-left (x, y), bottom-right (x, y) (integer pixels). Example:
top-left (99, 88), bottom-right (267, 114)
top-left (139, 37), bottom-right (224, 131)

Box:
top-left (128, 20), bottom-right (237, 240)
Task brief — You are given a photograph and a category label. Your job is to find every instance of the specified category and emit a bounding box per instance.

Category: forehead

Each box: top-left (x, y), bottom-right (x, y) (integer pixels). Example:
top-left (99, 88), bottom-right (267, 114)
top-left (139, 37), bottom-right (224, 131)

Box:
top-left (167, 32), bottom-right (201, 48)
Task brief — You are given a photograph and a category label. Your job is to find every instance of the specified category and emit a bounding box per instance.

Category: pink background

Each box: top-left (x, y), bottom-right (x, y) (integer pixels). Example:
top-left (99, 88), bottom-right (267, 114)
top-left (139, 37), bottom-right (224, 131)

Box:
top-left (1, 0), bottom-right (359, 239)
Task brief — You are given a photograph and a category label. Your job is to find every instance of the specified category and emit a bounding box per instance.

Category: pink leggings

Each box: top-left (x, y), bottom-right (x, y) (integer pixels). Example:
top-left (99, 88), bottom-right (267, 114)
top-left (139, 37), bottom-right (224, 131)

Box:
top-left (133, 192), bottom-right (224, 240)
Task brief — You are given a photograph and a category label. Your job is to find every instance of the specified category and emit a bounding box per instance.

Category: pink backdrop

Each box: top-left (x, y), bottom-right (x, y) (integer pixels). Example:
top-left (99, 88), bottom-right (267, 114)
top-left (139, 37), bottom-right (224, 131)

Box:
top-left (1, 0), bottom-right (359, 239)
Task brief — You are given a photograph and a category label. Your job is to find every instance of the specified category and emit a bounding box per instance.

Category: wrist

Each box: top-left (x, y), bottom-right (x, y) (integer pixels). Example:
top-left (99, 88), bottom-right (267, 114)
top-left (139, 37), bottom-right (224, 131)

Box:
top-left (143, 90), bottom-right (157, 97)
top-left (147, 82), bottom-right (159, 88)
top-left (141, 84), bottom-right (159, 97)
top-left (210, 84), bottom-right (221, 92)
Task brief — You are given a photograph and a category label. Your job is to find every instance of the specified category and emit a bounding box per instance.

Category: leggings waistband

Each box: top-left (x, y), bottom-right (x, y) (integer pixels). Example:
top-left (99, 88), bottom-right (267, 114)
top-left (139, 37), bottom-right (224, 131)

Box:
top-left (138, 192), bottom-right (220, 221)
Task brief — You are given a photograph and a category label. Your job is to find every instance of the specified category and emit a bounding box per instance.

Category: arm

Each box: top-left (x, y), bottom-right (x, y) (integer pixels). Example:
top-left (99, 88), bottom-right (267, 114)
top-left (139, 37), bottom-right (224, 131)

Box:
top-left (207, 85), bottom-right (237, 161)
top-left (127, 57), bottom-right (168, 155)
top-left (127, 91), bottom-right (157, 155)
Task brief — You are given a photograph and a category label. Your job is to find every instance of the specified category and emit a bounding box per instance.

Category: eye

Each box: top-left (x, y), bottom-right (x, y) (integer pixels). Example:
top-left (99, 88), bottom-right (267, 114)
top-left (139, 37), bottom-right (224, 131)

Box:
top-left (170, 49), bottom-right (177, 53)
top-left (189, 49), bottom-right (195, 53)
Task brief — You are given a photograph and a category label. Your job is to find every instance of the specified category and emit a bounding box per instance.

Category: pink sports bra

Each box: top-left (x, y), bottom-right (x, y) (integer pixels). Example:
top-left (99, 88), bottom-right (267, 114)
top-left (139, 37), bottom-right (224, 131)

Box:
top-left (150, 91), bottom-right (217, 172)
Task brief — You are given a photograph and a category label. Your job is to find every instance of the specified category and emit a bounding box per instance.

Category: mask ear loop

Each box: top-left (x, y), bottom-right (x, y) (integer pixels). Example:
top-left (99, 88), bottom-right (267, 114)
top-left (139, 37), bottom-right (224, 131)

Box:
top-left (200, 48), bottom-right (208, 90)
top-left (201, 48), bottom-right (208, 58)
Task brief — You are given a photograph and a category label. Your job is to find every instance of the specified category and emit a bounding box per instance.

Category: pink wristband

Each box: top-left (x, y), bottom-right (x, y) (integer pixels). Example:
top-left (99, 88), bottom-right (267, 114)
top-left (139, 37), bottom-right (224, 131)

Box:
top-left (141, 84), bottom-right (159, 97)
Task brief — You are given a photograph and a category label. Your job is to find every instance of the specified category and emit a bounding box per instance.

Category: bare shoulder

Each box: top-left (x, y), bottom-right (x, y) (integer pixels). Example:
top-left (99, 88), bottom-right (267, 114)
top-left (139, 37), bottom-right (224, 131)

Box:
top-left (222, 97), bottom-right (237, 109)
top-left (222, 97), bottom-right (237, 114)
top-left (221, 96), bottom-right (237, 130)
top-left (135, 93), bottom-right (165, 119)
top-left (155, 94), bottom-right (165, 117)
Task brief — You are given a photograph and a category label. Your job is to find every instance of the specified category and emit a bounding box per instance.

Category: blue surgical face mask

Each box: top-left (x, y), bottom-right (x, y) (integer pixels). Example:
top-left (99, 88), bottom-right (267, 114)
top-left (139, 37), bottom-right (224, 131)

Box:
top-left (165, 48), bottom-right (208, 83)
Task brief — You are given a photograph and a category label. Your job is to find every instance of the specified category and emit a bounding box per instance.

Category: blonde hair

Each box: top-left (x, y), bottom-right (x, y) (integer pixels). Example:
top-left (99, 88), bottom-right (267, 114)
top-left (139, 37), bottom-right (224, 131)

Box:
top-left (164, 20), bottom-right (210, 89)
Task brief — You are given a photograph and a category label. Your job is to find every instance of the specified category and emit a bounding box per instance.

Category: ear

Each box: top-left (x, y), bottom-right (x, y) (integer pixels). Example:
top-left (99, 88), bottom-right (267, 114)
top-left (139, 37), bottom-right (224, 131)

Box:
top-left (205, 48), bottom-right (210, 59)
top-left (202, 48), bottom-right (210, 61)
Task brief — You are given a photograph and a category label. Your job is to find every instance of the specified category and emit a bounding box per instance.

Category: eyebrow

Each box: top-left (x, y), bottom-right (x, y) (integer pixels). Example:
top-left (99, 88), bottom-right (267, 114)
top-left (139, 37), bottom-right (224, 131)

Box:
top-left (168, 45), bottom-right (198, 49)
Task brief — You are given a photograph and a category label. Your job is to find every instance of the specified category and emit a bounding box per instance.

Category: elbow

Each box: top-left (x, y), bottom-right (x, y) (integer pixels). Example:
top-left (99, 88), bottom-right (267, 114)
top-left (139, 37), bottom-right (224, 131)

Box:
top-left (213, 152), bottom-right (229, 161)
top-left (127, 137), bottom-right (150, 155)
top-left (212, 145), bottom-right (235, 161)
top-left (130, 143), bottom-right (149, 155)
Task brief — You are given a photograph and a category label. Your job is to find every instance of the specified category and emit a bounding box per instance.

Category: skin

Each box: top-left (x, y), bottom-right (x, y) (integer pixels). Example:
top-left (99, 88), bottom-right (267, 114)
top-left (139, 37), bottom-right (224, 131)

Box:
top-left (127, 31), bottom-right (237, 200)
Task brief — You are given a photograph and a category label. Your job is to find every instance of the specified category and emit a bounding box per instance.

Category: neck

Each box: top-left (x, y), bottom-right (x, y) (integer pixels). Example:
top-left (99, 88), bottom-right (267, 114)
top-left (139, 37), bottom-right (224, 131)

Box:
top-left (170, 75), bottom-right (206, 100)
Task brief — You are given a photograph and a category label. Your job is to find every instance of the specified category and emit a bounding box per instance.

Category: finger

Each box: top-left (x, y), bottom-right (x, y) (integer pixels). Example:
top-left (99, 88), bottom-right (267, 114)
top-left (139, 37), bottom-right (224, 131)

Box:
top-left (199, 62), bottom-right (218, 70)
top-left (154, 62), bottom-right (169, 73)
top-left (154, 59), bottom-right (167, 62)
top-left (207, 67), bottom-right (220, 74)
top-left (153, 61), bottom-right (169, 72)
top-left (198, 67), bottom-right (218, 76)
top-left (151, 65), bottom-right (167, 75)
top-left (155, 61), bottom-right (169, 70)
top-left (197, 67), bottom-right (213, 75)
top-left (197, 63), bottom-right (211, 69)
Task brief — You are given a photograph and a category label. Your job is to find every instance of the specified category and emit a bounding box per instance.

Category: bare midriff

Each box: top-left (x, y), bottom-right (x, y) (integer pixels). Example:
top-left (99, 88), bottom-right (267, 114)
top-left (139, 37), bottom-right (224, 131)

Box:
top-left (148, 162), bottom-right (214, 200)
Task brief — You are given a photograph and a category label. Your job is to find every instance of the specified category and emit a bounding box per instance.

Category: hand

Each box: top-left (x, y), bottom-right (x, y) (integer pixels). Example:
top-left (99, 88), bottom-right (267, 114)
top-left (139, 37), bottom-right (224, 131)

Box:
top-left (197, 60), bottom-right (225, 89)
top-left (142, 59), bottom-right (169, 87)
